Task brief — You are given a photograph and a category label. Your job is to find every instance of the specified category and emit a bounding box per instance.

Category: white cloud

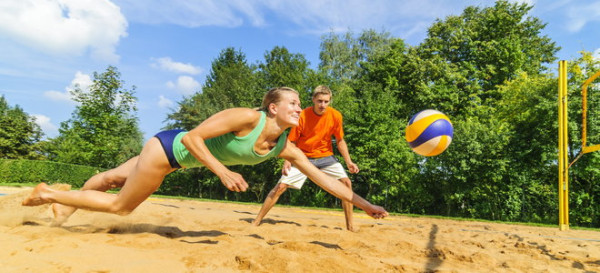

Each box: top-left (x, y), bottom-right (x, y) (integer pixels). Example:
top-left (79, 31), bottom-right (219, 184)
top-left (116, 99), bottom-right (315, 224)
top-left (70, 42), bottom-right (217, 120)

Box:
top-left (263, 1), bottom-right (443, 35)
top-left (166, 76), bottom-right (200, 95)
top-left (114, 0), bottom-right (478, 39)
top-left (594, 48), bottom-right (600, 60)
top-left (151, 57), bottom-right (202, 75)
top-left (68, 71), bottom-right (94, 92)
top-left (566, 2), bottom-right (600, 32)
top-left (508, 0), bottom-right (536, 6)
top-left (158, 95), bottom-right (175, 109)
top-left (43, 90), bottom-right (73, 102)
top-left (114, 0), bottom-right (260, 27)
top-left (44, 71), bottom-right (93, 103)
top-left (32, 114), bottom-right (58, 138)
top-left (0, 0), bottom-right (128, 62)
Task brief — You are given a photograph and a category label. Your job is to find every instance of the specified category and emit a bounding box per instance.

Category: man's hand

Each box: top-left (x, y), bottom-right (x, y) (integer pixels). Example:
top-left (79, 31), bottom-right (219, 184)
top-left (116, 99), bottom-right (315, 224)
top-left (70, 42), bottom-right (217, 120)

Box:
top-left (347, 161), bottom-right (359, 174)
top-left (281, 160), bottom-right (292, 176)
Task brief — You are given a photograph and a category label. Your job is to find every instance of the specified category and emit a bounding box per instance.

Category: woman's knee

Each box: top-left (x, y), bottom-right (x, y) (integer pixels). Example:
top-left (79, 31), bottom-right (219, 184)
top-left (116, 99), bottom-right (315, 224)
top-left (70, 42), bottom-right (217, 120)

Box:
top-left (107, 201), bottom-right (137, 215)
top-left (102, 172), bottom-right (126, 189)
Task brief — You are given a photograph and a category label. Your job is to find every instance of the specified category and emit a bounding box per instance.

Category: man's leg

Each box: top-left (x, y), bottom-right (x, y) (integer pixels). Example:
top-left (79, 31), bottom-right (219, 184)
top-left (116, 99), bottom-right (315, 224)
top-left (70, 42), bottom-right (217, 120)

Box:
top-left (319, 161), bottom-right (355, 231)
top-left (252, 183), bottom-right (289, 226)
top-left (253, 166), bottom-right (307, 226)
top-left (338, 177), bottom-right (354, 231)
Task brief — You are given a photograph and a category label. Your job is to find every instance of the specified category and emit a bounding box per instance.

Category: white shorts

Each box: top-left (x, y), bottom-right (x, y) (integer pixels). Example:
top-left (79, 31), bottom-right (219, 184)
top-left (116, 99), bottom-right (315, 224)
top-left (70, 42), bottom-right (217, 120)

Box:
top-left (279, 161), bottom-right (348, 190)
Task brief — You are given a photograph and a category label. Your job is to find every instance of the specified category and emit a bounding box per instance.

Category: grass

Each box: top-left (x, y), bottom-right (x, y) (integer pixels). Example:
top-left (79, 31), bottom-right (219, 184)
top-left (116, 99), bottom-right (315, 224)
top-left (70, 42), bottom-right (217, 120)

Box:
top-left (0, 182), bottom-right (39, 188)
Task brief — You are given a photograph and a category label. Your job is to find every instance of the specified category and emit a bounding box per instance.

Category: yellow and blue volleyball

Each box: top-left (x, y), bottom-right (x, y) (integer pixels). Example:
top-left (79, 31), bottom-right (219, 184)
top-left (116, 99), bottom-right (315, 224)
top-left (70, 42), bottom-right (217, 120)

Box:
top-left (405, 109), bottom-right (453, 156)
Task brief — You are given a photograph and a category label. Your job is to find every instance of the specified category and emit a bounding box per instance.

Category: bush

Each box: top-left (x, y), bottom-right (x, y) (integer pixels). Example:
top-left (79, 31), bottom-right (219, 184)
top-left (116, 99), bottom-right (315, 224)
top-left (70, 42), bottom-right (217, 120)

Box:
top-left (0, 159), bottom-right (103, 188)
top-left (156, 168), bottom-right (201, 197)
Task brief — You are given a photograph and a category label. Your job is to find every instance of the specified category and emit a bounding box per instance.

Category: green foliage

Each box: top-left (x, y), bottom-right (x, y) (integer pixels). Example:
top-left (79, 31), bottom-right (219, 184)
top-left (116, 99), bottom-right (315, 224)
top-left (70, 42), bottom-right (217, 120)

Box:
top-left (11, 0), bottom-right (600, 228)
top-left (0, 159), bottom-right (102, 188)
top-left (0, 96), bottom-right (44, 160)
top-left (257, 46), bottom-right (319, 101)
top-left (420, 0), bottom-right (558, 92)
top-left (561, 52), bottom-right (600, 227)
top-left (45, 66), bottom-right (143, 168)
top-left (320, 29), bottom-right (394, 84)
top-left (340, 1), bottom-right (563, 225)
top-left (166, 48), bottom-right (260, 130)
top-left (344, 83), bottom-right (418, 211)
top-left (494, 73), bottom-right (558, 222)
top-left (155, 168), bottom-right (201, 197)
top-left (158, 1), bottom-right (600, 227)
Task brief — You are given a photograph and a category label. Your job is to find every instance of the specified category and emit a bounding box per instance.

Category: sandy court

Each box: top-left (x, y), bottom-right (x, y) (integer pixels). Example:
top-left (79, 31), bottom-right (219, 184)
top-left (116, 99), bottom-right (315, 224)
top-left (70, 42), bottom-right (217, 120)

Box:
top-left (1, 185), bottom-right (600, 273)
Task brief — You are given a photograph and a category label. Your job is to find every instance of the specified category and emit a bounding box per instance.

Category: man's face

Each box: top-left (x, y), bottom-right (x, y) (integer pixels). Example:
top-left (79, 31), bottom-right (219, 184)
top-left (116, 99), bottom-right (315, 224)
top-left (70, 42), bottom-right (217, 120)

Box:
top-left (312, 94), bottom-right (331, 115)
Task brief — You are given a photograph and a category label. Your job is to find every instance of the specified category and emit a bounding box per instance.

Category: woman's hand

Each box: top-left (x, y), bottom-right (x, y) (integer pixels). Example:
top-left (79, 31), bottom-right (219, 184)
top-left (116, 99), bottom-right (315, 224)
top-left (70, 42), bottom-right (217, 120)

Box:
top-left (218, 169), bottom-right (249, 192)
top-left (365, 204), bottom-right (389, 219)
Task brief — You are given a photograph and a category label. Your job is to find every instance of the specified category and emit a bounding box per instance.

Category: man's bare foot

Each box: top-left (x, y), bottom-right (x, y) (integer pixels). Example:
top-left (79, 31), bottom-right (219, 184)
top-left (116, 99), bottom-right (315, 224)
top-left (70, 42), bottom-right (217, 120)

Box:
top-left (51, 203), bottom-right (77, 227)
top-left (251, 219), bottom-right (261, 227)
top-left (22, 183), bottom-right (52, 206)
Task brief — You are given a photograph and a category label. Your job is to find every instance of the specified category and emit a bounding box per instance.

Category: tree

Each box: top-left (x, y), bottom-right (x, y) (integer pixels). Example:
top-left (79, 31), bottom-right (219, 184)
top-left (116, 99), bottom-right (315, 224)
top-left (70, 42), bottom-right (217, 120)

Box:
top-left (0, 96), bottom-right (44, 159)
top-left (320, 29), bottom-right (393, 83)
top-left (347, 1), bottom-right (564, 222)
top-left (419, 0), bottom-right (558, 96)
top-left (47, 66), bottom-right (143, 168)
top-left (167, 47), bottom-right (260, 130)
top-left (403, 1), bottom-right (560, 220)
top-left (562, 51), bottom-right (600, 227)
top-left (257, 46), bottom-right (319, 104)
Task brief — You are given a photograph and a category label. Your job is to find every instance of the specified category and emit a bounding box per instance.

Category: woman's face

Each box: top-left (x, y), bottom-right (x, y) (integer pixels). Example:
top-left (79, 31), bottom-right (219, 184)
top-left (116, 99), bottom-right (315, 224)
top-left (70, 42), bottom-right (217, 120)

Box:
top-left (273, 91), bottom-right (302, 127)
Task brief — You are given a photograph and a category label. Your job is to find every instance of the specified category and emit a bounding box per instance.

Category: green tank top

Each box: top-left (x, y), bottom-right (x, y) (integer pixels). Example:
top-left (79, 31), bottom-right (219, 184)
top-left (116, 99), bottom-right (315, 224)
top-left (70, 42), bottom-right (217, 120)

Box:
top-left (172, 111), bottom-right (287, 168)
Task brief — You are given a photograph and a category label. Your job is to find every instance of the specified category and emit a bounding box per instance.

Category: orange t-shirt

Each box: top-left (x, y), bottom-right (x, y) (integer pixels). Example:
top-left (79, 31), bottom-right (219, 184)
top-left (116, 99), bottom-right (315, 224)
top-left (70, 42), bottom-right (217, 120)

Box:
top-left (288, 106), bottom-right (344, 158)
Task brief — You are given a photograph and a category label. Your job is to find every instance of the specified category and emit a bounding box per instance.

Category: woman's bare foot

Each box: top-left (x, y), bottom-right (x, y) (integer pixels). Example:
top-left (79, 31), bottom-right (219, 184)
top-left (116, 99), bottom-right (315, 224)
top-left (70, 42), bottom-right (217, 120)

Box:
top-left (22, 183), bottom-right (52, 206)
top-left (51, 203), bottom-right (77, 227)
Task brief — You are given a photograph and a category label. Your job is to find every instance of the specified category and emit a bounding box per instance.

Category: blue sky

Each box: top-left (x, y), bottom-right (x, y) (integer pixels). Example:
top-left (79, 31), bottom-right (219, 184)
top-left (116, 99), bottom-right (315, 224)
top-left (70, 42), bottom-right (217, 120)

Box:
top-left (1, 0), bottom-right (599, 141)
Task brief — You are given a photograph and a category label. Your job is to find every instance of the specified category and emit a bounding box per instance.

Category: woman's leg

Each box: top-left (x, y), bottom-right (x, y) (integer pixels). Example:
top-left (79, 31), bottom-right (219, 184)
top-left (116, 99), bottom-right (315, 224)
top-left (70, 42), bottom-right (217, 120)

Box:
top-left (23, 138), bottom-right (175, 215)
top-left (51, 157), bottom-right (140, 225)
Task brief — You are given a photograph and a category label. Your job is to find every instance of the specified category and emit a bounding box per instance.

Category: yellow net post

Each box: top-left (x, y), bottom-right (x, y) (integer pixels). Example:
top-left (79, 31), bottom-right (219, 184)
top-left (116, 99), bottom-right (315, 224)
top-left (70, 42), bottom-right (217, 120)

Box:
top-left (558, 59), bottom-right (600, 231)
top-left (582, 70), bottom-right (600, 154)
top-left (558, 60), bottom-right (569, 231)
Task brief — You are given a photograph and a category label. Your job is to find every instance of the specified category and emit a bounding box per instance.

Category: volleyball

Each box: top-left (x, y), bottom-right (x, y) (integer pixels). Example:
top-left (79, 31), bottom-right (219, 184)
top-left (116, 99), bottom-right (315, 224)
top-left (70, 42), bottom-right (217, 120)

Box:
top-left (405, 109), bottom-right (453, 156)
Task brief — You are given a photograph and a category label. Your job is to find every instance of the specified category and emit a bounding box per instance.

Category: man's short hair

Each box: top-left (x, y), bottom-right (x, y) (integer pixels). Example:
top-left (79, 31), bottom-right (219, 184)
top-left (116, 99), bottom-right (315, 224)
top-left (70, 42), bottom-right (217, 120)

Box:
top-left (312, 85), bottom-right (332, 98)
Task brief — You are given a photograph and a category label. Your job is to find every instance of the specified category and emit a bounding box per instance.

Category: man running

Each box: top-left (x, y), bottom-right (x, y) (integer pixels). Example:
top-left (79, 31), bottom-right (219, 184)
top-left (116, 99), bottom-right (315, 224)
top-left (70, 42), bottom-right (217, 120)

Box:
top-left (252, 85), bottom-right (360, 231)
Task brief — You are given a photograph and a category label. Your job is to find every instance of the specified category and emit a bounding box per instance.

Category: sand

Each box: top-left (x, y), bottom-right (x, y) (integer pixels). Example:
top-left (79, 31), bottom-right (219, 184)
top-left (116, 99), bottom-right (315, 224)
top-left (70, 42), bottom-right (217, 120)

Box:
top-left (1, 185), bottom-right (599, 273)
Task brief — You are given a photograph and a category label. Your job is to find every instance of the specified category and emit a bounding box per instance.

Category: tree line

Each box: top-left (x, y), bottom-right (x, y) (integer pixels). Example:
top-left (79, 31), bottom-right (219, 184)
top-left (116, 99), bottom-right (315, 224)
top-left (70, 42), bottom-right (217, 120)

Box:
top-left (2, 1), bottom-right (600, 227)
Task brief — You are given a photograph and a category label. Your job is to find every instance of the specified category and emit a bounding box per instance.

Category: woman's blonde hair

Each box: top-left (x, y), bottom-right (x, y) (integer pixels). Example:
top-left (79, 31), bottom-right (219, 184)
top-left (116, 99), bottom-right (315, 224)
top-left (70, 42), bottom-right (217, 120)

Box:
top-left (259, 87), bottom-right (298, 112)
top-left (312, 85), bottom-right (332, 98)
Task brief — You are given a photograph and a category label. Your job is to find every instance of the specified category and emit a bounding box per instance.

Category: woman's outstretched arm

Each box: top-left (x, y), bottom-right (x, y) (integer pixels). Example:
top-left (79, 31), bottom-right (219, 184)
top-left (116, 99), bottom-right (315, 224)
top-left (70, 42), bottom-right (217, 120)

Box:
top-left (278, 141), bottom-right (388, 219)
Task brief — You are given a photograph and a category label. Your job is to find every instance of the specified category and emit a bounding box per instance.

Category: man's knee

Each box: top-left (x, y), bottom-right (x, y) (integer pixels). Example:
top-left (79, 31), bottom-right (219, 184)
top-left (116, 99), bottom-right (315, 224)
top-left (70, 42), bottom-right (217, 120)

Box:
top-left (271, 183), bottom-right (289, 196)
top-left (339, 178), bottom-right (352, 188)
